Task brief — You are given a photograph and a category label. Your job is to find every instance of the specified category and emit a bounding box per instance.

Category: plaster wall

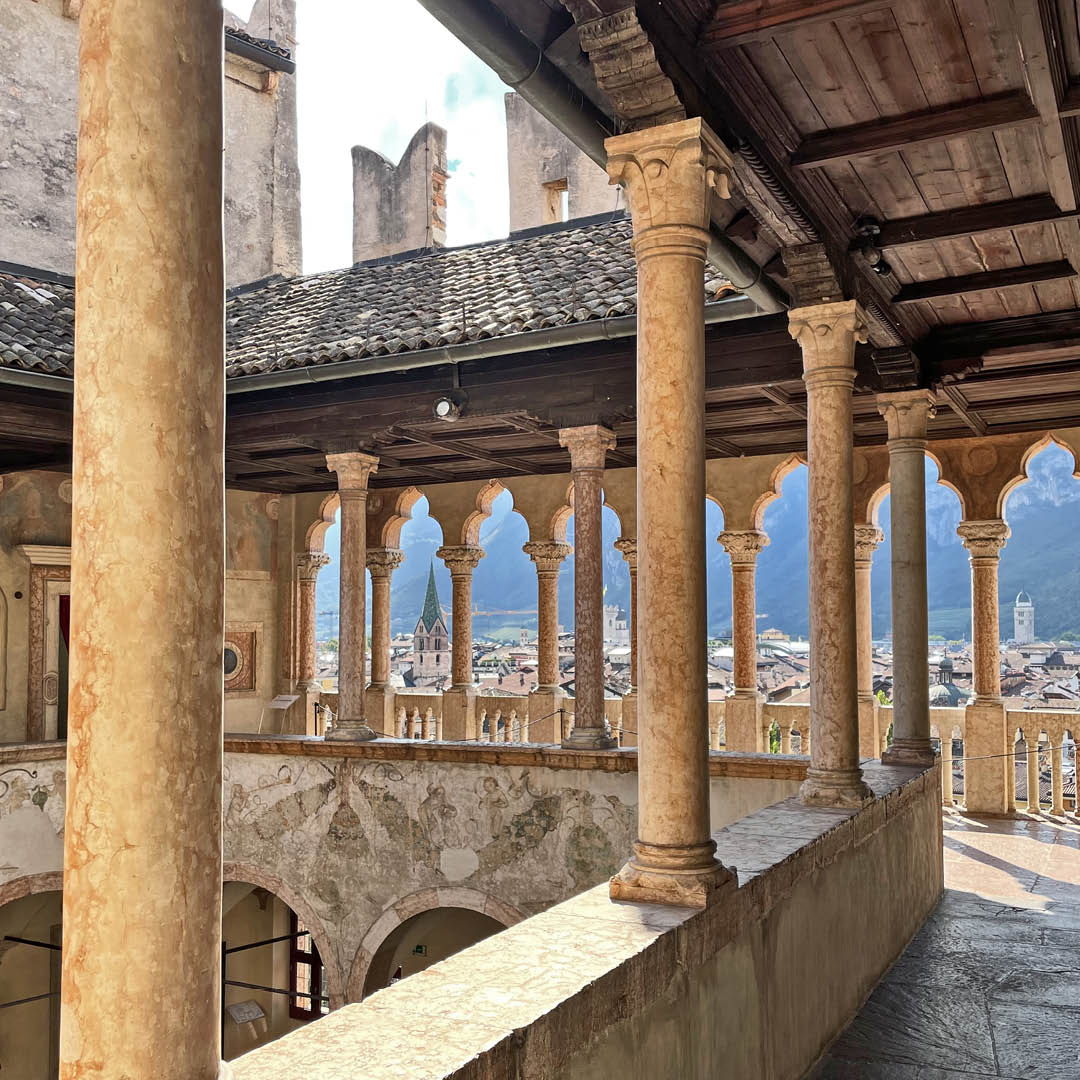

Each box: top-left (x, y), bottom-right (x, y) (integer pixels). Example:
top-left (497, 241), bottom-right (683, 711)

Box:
top-left (0, 0), bottom-right (300, 286)
top-left (505, 93), bottom-right (616, 231)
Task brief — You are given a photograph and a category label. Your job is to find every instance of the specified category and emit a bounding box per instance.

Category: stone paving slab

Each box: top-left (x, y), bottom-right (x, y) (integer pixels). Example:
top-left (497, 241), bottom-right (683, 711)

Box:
top-left (810, 811), bottom-right (1080, 1079)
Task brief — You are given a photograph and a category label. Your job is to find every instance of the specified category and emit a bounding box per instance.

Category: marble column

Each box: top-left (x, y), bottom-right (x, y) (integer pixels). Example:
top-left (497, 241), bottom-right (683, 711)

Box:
top-left (718, 530), bottom-right (769, 751)
top-left (523, 540), bottom-right (572, 743)
top-left (62, 0), bottom-right (225, 1075)
top-left (613, 538), bottom-right (638, 747)
top-left (879, 390), bottom-right (936, 766)
top-left (606, 117), bottom-right (737, 907)
top-left (559, 425), bottom-right (617, 750)
top-left (296, 551), bottom-right (331, 736)
top-left (790, 300), bottom-right (873, 808)
top-left (325, 452), bottom-right (379, 741)
top-left (436, 545), bottom-right (484, 740)
top-left (854, 525), bottom-right (884, 759)
top-left (957, 519), bottom-right (1010, 814)
top-left (366, 547), bottom-right (404, 736)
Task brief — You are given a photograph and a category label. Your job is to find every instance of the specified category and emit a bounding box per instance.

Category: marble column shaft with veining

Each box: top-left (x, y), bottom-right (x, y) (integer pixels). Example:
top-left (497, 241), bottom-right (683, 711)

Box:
top-left (62, 1), bottom-right (225, 1075)
top-left (880, 391), bottom-right (935, 764)
top-left (326, 452), bottom-right (379, 741)
top-left (296, 552), bottom-right (331, 689)
top-left (791, 300), bottom-right (872, 808)
top-left (958, 520), bottom-right (1009, 702)
top-left (437, 546), bottom-right (484, 687)
top-left (559, 426), bottom-right (617, 749)
top-left (606, 117), bottom-right (736, 906)
top-left (614, 538), bottom-right (638, 690)
top-left (719, 531), bottom-right (768, 692)
top-left (854, 525), bottom-right (884, 758)
top-left (366, 548), bottom-right (404, 687)
top-left (523, 541), bottom-right (572, 688)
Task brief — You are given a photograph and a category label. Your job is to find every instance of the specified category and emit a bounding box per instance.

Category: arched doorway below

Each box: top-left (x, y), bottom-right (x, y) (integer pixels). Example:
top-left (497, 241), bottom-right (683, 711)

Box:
top-left (362, 907), bottom-right (503, 998)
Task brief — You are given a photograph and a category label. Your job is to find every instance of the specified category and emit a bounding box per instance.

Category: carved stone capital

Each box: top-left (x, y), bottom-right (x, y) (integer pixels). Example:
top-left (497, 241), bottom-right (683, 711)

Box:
top-left (296, 551), bottom-right (331, 581)
top-left (366, 547), bottom-right (404, 578)
top-left (325, 450), bottom-right (379, 492)
top-left (853, 525), bottom-right (885, 563)
top-left (613, 537), bottom-right (637, 569)
top-left (788, 300), bottom-right (867, 387)
top-left (522, 541), bottom-right (573, 574)
top-left (437, 545), bottom-right (485, 576)
top-left (877, 389), bottom-right (935, 448)
top-left (559, 424), bottom-right (616, 471)
top-left (957, 519), bottom-right (1010, 558)
top-left (718, 530), bottom-right (769, 565)
top-left (605, 118), bottom-right (733, 245)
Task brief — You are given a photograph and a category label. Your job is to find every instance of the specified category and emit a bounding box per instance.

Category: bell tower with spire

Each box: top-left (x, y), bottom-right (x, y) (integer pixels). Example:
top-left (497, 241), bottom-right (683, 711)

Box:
top-left (413, 562), bottom-right (450, 683)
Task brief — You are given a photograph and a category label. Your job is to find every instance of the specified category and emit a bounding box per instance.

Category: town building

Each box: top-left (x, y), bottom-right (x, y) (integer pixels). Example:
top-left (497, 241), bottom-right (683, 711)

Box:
top-left (1014, 590), bottom-right (1036, 644)
top-left (411, 563), bottom-right (451, 686)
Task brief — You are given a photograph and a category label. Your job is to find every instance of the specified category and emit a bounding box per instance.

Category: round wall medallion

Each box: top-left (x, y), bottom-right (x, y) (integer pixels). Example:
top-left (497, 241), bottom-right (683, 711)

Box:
top-left (965, 444), bottom-right (998, 476)
top-left (58, 479), bottom-right (73, 504)
top-left (366, 493), bottom-right (384, 515)
top-left (42, 672), bottom-right (59, 706)
top-left (223, 642), bottom-right (244, 682)
top-left (852, 453), bottom-right (869, 485)
top-left (265, 496), bottom-right (280, 521)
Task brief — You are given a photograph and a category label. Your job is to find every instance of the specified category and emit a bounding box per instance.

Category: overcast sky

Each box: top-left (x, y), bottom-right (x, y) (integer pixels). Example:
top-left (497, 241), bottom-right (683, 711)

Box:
top-left (237, 0), bottom-right (513, 273)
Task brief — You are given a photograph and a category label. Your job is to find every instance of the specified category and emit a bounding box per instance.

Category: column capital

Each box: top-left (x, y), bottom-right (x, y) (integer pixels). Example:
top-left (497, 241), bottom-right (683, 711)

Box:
top-left (325, 450), bottom-right (379, 492)
top-left (522, 540), bottom-right (573, 573)
top-left (559, 424), bottom-right (616, 470)
top-left (718, 529), bottom-right (769, 566)
top-left (605, 117), bottom-right (734, 247)
top-left (788, 300), bottom-right (867, 387)
top-left (877, 388), bottom-right (936, 448)
top-left (437, 544), bottom-right (485, 575)
top-left (613, 536), bottom-right (637, 569)
top-left (957, 519), bottom-right (1010, 558)
top-left (296, 550), bottom-right (331, 581)
top-left (366, 547), bottom-right (404, 578)
top-left (853, 524), bottom-right (885, 563)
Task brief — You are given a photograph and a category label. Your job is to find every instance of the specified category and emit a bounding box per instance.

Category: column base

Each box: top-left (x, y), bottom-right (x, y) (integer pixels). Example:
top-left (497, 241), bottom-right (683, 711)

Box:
top-left (799, 766), bottom-right (873, 809)
top-left (364, 684), bottom-right (399, 738)
top-left (724, 692), bottom-right (762, 752)
top-left (441, 685), bottom-right (477, 741)
top-left (963, 700), bottom-right (1009, 815)
top-left (882, 738), bottom-right (937, 767)
top-left (620, 690), bottom-right (637, 748)
top-left (562, 724), bottom-right (617, 750)
top-left (325, 719), bottom-right (378, 742)
top-left (526, 686), bottom-right (566, 743)
top-left (857, 692), bottom-right (879, 760)
top-left (609, 840), bottom-right (737, 909)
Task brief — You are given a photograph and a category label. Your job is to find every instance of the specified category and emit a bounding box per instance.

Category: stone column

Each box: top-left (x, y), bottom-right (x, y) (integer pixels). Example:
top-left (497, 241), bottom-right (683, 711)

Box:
top-left (957, 520), bottom-right (1010, 814)
top-left (523, 540), bottom-right (572, 743)
top-left (366, 547), bottom-right (404, 736)
top-left (296, 551), bottom-right (331, 735)
top-left (63, 1), bottom-right (225, 1076)
top-left (436, 545), bottom-right (484, 740)
top-left (718, 530), bottom-right (769, 751)
top-left (613, 538), bottom-right (638, 747)
top-left (559, 425), bottom-right (617, 750)
top-left (854, 525), bottom-right (884, 759)
top-left (879, 391), bottom-right (936, 766)
top-left (606, 117), bottom-right (737, 907)
top-left (790, 299), bottom-right (872, 808)
top-left (325, 452), bottom-right (379, 741)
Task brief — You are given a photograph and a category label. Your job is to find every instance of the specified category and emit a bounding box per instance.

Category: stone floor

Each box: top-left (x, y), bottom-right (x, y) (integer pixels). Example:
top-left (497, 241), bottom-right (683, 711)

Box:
top-left (810, 809), bottom-right (1080, 1079)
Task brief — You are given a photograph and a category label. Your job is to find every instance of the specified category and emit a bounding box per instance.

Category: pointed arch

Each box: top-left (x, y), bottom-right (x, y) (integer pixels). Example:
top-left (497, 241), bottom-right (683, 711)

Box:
top-left (462, 479), bottom-right (508, 546)
top-left (999, 432), bottom-right (1080, 518)
top-left (305, 492), bottom-right (340, 553)
top-left (380, 487), bottom-right (426, 548)
top-left (751, 453), bottom-right (806, 531)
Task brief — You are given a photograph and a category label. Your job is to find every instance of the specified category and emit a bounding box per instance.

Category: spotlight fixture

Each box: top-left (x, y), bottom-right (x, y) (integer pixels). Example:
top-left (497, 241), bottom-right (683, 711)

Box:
top-left (854, 216), bottom-right (892, 277)
top-left (432, 391), bottom-right (466, 422)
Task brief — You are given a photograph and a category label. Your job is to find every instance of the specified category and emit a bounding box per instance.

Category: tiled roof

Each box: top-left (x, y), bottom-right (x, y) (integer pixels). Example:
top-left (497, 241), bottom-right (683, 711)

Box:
top-left (0, 215), bottom-right (736, 383)
top-left (0, 265), bottom-right (75, 376)
top-left (225, 214), bottom-right (735, 378)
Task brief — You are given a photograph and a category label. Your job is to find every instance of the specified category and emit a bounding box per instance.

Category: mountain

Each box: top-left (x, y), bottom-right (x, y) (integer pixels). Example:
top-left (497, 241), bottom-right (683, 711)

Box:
top-left (315, 442), bottom-right (1080, 644)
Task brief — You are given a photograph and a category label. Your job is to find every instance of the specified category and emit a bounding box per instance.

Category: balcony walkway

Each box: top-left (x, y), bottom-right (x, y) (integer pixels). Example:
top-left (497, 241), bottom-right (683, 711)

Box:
top-left (812, 811), bottom-right (1080, 1078)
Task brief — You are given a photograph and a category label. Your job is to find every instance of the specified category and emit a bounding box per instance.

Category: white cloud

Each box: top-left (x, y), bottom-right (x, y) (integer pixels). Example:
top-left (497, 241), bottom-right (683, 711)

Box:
top-left (296, 0), bottom-right (511, 273)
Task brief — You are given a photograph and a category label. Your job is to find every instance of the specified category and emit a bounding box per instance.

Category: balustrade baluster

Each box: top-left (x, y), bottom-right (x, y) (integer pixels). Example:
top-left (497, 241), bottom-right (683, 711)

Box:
top-left (1051, 730), bottom-right (1065, 815)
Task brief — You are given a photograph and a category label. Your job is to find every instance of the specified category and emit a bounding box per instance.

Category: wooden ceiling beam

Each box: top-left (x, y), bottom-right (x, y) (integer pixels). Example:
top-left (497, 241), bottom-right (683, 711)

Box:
top-left (390, 425), bottom-right (532, 475)
top-left (700, 0), bottom-right (894, 49)
top-left (871, 195), bottom-right (1080, 250)
top-left (937, 384), bottom-right (988, 437)
top-left (892, 260), bottom-right (1076, 305)
top-left (757, 384), bottom-right (807, 418)
top-left (791, 92), bottom-right (1040, 171)
top-left (704, 433), bottom-right (747, 456)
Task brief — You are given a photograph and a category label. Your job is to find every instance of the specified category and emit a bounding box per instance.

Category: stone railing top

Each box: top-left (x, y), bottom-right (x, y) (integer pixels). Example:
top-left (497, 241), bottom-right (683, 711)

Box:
top-left (230, 759), bottom-right (936, 1080)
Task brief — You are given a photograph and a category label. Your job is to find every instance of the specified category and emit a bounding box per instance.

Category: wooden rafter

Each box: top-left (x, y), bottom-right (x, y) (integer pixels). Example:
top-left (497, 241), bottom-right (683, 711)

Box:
top-left (937, 384), bottom-right (987, 437)
top-left (390, 425), bottom-right (532, 475)
top-left (790, 93), bottom-right (1040, 171)
top-left (699, 0), bottom-right (893, 49)
top-left (704, 433), bottom-right (744, 457)
top-left (504, 413), bottom-right (637, 468)
top-left (757, 384), bottom-right (807, 418)
top-left (892, 261), bottom-right (1076, 305)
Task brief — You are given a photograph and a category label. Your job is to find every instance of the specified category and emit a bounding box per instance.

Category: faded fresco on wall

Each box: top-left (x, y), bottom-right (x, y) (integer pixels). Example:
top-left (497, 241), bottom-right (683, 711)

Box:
top-left (0, 473), bottom-right (70, 550)
top-left (226, 491), bottom-right (275, 572)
